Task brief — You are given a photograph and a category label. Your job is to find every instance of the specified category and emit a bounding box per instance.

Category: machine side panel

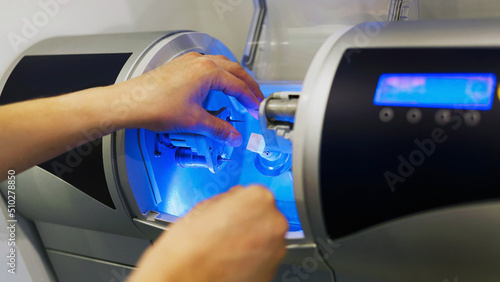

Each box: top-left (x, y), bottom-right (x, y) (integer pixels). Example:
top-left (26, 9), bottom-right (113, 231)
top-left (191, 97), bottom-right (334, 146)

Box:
top-left (36, 221), bottom-right (150, 267)
top-left (46, 250), bottom-right (134, 282)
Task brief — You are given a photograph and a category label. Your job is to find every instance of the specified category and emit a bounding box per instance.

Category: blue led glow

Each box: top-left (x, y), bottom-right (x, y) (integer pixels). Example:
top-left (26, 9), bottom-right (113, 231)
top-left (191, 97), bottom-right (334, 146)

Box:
top-left (128, 83), bottom-right (304, 233)
top-left (374, 73), bottom-right (497, 110)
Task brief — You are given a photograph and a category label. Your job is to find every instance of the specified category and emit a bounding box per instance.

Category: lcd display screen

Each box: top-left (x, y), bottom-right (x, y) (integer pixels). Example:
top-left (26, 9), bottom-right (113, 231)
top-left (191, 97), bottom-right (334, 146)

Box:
top-left (374, 73), bottom-right (497, 110)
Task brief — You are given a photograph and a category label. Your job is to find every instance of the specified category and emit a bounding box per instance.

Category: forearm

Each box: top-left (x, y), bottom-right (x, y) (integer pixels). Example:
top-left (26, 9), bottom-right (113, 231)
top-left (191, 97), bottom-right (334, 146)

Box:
top-left (0, 85), bottom-right (124, 180)
top-left (0, 53), bottom-right (264, 181)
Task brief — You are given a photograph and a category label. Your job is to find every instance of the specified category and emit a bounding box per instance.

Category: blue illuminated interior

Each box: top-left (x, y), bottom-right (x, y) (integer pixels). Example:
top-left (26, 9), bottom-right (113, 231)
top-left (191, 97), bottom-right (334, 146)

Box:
top-left (374, 73), bottom-right (497, 110)
top-left (126, 82), bottom-right (303, 234)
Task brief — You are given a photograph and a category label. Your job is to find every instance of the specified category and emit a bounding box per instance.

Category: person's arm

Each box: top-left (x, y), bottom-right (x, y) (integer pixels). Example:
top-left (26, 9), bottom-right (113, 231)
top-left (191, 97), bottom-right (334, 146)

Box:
top-left (0, 53), bottom-right (263, 179)
top-left (0, 52), bottom-right (288, 282)
top-left (127, 185), bottom-right (289, 282)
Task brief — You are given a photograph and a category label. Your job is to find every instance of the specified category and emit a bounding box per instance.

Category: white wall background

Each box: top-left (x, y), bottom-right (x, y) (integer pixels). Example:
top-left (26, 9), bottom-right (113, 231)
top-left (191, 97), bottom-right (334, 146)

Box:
top-left (0, 0), bottom-right (254, 77)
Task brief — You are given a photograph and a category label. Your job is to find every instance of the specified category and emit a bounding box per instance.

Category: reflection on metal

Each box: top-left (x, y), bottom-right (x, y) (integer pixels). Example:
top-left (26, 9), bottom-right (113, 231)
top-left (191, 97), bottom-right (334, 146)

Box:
top-left (259, 91), bottom-right (299, 154)
top-left (388, 0), bottom-right (420, 21)
top-left (175, 148), bottom-right (209, 169)
top-left (265, 98), bottom-right (298, 123)
top-left (245, 91), bottom-right (299, 177)
top-left (167, 106), bottom-right (234, 173)
top-left (241, 0), bottom-right (267, 70)
top-left (253, 151), bottom-right (292, 177)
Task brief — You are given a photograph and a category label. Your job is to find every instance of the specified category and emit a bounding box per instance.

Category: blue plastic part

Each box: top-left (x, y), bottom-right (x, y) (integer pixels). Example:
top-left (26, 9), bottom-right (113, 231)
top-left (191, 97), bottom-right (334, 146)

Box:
top-left (374, 73), bottom-right (497, 110)
top-left (126, 83), bottom-right (303, 232)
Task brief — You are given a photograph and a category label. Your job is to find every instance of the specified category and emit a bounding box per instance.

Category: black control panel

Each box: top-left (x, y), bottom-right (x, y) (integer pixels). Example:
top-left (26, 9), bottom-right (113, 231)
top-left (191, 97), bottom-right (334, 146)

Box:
top-left (0, 53), bottom-right (132, 209)
top-left (320, 48), bottom-right (500, 239)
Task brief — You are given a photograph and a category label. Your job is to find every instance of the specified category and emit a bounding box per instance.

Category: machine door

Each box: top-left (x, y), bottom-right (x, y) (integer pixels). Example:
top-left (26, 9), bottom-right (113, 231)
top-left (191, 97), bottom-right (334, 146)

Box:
top-left (114, 32), bottom-right (304, 240)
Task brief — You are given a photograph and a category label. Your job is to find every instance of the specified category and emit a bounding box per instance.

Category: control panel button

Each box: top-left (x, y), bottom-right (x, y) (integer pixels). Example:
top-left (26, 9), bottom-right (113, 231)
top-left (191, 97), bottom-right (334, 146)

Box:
top-left (464, 111), bottom-right (481, 127)
top-left (435, 109), bottom-right (452, 125)
top-left (379, 107), bottom-right (394, 123)
top-left (406, 108), bottom-right (422, 124)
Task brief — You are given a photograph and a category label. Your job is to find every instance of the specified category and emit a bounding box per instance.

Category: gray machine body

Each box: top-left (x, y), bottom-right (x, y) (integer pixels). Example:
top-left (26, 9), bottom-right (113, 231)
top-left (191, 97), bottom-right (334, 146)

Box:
top-left (294, 19), bottom-right (500, 281)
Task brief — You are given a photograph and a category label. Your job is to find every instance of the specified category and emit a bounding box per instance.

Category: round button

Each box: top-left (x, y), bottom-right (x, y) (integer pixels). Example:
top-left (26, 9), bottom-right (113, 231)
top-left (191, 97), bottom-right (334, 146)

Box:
top-left (379, 108), bottom-right (394, 123)
top-left (406, 108), bottom-right (422, 124)
top-left (435, 109), bottom-right (452, 125)
top-left (464, 111), bottom-right (481, 127)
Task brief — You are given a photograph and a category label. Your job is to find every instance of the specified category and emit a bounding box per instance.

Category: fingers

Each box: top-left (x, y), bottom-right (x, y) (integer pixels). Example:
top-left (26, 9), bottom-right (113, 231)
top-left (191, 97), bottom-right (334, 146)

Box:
top-left (135, 52), bottom-right (263, 134)
top-left (246, 185), bottom-right (289, 237)
top-left (210, 69), bottom-right (261, 119)
top-left (193, 108), bottom-right (243, 147)
top-left (206, 55), bottom-right (265, 102)
top-left (204, 55), bottom-right (263, 119)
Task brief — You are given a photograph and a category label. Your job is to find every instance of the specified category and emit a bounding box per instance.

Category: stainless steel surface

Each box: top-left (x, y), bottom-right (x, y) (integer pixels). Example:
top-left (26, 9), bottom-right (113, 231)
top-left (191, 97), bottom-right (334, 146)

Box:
top-left (167, 107), bottom-right (234, 173)
top-left (265, 98), bottom-right (298, 123)
top-left (36, 222), bottom-right (150, 267)
top-left (175, 148), bottom-right (210, 169)
top-left (258, 92), bottom-right (299, 155)
top-left (46, 250), bottom-right (134, 282)
top-left (331, 202), bottom-right (500, 280)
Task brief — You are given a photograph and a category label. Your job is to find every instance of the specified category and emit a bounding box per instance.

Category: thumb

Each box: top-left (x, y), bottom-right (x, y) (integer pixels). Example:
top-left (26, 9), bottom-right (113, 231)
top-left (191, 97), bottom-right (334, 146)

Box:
top-left (195, 111), bottom-right (243, 147)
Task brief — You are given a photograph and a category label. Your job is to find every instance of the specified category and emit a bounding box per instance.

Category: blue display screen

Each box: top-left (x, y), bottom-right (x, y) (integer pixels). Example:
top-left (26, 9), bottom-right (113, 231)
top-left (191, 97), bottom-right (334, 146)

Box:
top-left (374, 73), bottom-right (497, 110)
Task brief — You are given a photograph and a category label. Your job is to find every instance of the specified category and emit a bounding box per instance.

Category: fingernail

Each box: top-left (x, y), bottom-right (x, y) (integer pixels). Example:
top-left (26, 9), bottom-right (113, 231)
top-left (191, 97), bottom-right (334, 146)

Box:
top-left (226, 132), bottom-right (243, 147)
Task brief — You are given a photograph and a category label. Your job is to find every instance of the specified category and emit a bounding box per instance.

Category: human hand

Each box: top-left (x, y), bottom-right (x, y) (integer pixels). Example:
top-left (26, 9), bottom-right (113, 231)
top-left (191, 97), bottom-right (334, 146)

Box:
top-left (0, 53), bottom-right (263, 176)
top-left (113, 52), bottom-right (264, 147)
top-left (128, 185), bottom-right (288, 282)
